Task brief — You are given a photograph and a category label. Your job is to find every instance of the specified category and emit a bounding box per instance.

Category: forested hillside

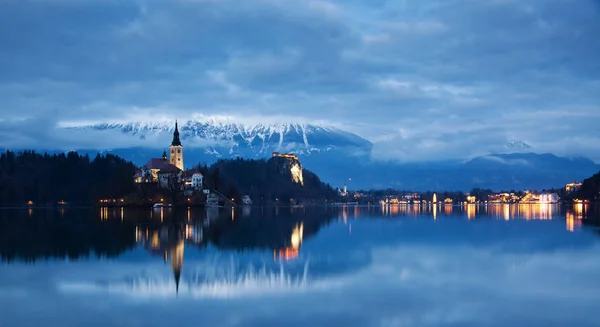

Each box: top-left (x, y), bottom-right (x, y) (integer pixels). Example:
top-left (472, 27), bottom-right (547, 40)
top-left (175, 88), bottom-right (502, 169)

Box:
top-left (576, 170), bottom-right (600, 201)
top-left (0, 150), bottom-right (137, 206)
top-left (205, 157), bottom-right (338, 204)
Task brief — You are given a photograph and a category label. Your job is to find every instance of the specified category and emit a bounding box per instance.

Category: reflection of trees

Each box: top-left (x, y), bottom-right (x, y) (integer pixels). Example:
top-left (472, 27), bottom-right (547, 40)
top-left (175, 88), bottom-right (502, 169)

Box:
top-left (581, 205), bottom-right (600, 236)
top-left (200, 207), bottom-right (334, 252)
top-left (136, 207), bottom-right (336, 253)
top-left (0, 209), bottom-right (137, 262)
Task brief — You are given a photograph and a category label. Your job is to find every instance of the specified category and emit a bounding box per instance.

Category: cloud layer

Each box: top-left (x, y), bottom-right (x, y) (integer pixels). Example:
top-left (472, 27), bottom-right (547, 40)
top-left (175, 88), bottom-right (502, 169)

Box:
top-left (1, 0), bottom-right (599, 161)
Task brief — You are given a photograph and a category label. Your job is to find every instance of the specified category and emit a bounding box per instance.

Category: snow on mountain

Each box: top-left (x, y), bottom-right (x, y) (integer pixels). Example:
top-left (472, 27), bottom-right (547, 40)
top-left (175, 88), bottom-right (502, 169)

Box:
top-left (67, 120), bottom-right (372, 157)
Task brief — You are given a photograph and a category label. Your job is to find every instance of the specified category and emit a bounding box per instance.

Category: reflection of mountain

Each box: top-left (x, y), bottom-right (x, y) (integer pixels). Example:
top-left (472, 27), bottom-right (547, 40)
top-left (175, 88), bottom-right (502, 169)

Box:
top-left (0, 209), bottom-right (137, 262)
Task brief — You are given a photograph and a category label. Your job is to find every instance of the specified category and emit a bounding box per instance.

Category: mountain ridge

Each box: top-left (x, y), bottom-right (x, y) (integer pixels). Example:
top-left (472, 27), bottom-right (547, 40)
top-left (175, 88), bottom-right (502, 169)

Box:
top-left (68, 120), bottom-right (373, 157)
top-left (7, 119), bottom-right (599, 190)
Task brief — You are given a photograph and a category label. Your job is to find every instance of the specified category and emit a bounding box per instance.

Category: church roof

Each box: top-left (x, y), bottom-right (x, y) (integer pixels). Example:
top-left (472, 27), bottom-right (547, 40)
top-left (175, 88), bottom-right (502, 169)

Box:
top-left (171, 120), bottom-right (182, 147)
top-left (143, 158), bottom-right (170, 170)
top-left (158, 164), bottom-right (182, 174)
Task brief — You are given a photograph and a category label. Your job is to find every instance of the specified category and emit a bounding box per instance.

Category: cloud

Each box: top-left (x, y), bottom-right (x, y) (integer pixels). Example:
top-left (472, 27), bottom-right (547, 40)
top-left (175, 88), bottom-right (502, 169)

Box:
top-left (0, 0), bottom-right (598, 161)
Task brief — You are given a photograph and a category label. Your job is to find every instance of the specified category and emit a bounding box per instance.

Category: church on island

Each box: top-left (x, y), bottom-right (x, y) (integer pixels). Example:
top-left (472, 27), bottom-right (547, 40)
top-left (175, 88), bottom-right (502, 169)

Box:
top-left (133, 121), bottom-right (203, 190)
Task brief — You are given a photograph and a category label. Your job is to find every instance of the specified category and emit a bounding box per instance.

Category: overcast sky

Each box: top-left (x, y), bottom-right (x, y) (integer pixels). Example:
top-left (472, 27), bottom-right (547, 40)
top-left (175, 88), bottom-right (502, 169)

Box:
top-left (1, 0), bottom-right (599, 161)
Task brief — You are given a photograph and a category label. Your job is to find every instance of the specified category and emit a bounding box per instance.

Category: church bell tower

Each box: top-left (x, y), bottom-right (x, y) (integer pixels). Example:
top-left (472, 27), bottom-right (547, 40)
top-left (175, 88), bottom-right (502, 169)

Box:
top-left (169, 120), bottom-right (184, 170)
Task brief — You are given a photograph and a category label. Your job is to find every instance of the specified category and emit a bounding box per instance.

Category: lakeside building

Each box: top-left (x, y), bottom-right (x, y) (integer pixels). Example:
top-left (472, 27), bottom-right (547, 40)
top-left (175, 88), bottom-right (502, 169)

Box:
top-left (519, 192), bottom-right (560, 204)
top-left (488, 193), bottom-right (521, 203)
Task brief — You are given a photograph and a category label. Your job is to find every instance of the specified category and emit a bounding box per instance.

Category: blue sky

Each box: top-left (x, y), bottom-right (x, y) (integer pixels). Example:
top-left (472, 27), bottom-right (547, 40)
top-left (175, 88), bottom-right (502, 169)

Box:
top-left (0, 0), bottom-right (599, 160)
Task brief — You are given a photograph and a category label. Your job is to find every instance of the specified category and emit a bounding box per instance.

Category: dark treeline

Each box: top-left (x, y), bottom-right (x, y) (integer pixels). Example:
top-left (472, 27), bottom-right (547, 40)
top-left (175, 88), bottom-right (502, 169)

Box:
top-left (0, 150), bottom-right (137, 206)
top-left (0, 209), bottom-right (138, 262)
top-left (0, 150), bottom-right (338, 206)
top-left (576, 171), bottom-right (600, 201)
top-left (202, 157), bottom-right (339, 204)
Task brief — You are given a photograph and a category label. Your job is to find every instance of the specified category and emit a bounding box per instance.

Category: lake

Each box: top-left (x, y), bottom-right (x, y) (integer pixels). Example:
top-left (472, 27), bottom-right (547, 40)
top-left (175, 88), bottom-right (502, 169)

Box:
top-left (1, 204), bottom-right (600, 327)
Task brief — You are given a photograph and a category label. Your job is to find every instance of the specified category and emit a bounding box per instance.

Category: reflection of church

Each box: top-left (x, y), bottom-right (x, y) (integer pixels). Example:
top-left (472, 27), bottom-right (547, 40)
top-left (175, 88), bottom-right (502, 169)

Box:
top-left (135, 223), bottom-right (203, 293)
top-left (132, 207), bottom-right (319, 294)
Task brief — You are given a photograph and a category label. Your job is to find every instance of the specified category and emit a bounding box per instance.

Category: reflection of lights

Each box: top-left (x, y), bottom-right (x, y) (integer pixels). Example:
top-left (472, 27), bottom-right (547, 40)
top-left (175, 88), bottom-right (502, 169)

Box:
top-left (274, 248), bottom-right (299, 261)
top-left (231, 207), bottom-right (235, 221)
top-left (291, 223), bottom-right (303, 249)
top-left (151, 231), bottom-right (160, 249)
top-left (100, 207), bottom-right (109, 221)
top-left (503, 204), bottom-right (510, 221)
top-left (574, 203), bottom-right (584, 217)
top-left (342, 206), bottom-right (348, 222)
top-left (185, 225), bottom-right (193, 240)
top-left (433, 204), bottom-right (437, 220)
top-left (444, 204), bottom-right (453, 215)
top-left (160, 208), bottom-right (164, 222)
top-left (566, 212), bottom-right (576, 232)
top-left (120, 207), bottom-right (124, 221)
top-left (273, 223), bottom-right (303, 261)
top-left (28, 208), bottom-right (33, 217)
top-left (467, 204), bottom-right (475, 220)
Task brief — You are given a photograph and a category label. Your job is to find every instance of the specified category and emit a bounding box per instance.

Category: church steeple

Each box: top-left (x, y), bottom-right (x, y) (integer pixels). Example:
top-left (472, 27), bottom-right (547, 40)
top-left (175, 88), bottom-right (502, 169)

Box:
top-left (174, 266), bottom-right (181, 294)
top-left (169, 120), bottom-right (184, 171)
top-left (171, 120), bottom-right (182, 146)
top-left (162, 150), bottom-right (167, 161)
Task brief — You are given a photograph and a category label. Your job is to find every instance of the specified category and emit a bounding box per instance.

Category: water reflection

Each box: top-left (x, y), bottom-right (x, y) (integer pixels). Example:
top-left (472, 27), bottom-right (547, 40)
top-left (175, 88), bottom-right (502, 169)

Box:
top-left (2, 205), bottom-right (600, 327)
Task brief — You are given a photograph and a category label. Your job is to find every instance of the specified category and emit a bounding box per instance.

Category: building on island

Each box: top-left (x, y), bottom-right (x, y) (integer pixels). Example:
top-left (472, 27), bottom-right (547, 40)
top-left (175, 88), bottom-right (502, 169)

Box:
top-left (183, 170), bottom-right (203, 190)
top-left (158, 163), bottom-right (183, 189)
top-left (134, 121), bottom-right (203, 191)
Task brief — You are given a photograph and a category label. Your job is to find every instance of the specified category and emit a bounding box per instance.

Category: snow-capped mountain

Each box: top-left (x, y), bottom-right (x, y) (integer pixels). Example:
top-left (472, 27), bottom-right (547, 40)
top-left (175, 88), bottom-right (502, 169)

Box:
top-left (71, 120), bottom-right (372, 157)
top-left (56, 120), bottom-right (599, 190)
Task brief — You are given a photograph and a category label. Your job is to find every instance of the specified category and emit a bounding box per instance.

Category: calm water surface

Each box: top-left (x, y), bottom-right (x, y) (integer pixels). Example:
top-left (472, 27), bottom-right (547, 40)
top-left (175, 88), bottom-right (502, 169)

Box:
top-left (1, 204), bottom-right (600, 327)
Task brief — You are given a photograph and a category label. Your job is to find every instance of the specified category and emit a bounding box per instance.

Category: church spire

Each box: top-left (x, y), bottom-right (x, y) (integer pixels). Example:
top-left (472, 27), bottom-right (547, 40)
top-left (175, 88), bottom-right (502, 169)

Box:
top-left (171, 120), bottom-right (182, 146)
top-left (174, 266), bottom-right (181, 295)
